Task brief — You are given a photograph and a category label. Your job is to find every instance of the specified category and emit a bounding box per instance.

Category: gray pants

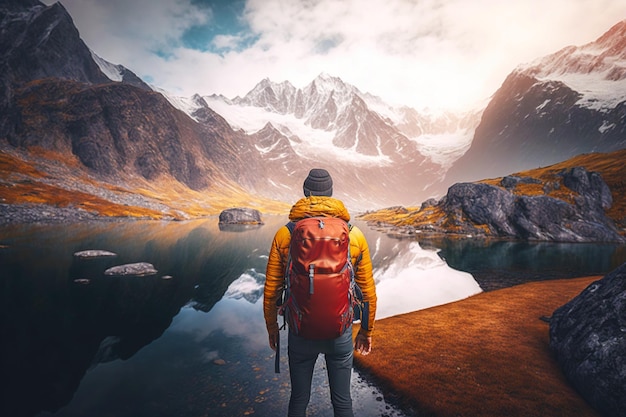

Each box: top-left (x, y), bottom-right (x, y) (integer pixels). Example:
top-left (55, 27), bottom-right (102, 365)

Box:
top-left (287, 327), bottom-right (354, 417)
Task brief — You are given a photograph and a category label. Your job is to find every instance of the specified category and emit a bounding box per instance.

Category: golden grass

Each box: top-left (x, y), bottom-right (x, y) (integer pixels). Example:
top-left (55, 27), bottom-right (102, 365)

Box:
top-left (0, 149), bottom-right (291, 219)
top-left (354, 276), bottom-right (601, 417)
top-left (0, 179), bottom-right (168, 218)
top-left (512, 150), bottom-right (626, 225)
top-left (0, 149), bottom-right (47, 179)
top-left (3, 146), bottom-right (625, 222)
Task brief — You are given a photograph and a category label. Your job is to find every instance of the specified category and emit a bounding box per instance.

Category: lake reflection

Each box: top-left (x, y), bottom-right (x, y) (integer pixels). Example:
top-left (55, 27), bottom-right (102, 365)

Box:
top-left (425, 236), bottom-right (626, 291)
top-left (1, 216), bottom-right (625, 417)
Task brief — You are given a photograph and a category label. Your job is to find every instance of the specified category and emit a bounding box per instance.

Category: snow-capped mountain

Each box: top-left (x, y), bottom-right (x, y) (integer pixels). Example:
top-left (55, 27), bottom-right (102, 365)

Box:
top-left (5, 0), bottom-right (626, 214)
top-left (445, 20), bottom-right (626, 185)
top-left (524, 20), bottom-right (626, 111)
top-left (3, 0), bottom-right (476, 212)
top-left (167, 73), bottom-right (478, 168)
top-left (160, 73), bottom-right (483, 207)
top-left (90, 50), bottom-right (151, 91)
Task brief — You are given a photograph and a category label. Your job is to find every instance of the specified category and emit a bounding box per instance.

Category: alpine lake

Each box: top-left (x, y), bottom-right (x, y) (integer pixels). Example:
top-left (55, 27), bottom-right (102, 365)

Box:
top-left (2, 215), bottom-right (625, 417)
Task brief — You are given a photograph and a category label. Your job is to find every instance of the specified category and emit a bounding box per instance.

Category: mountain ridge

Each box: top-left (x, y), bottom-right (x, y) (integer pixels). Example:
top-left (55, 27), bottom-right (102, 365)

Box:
top-left (0, 0), bottom-right (290, 219)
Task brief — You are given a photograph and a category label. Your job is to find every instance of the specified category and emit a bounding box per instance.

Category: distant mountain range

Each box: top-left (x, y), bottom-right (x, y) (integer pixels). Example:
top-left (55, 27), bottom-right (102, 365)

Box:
top-left (159, 73), bottom-right (481, 207)
top-left (1, 0), bottom-right (625, 217)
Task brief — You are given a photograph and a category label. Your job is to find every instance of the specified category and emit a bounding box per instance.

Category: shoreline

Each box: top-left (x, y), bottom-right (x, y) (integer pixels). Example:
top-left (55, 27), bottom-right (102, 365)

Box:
top-left (354, 276), bottom-right (602, 417)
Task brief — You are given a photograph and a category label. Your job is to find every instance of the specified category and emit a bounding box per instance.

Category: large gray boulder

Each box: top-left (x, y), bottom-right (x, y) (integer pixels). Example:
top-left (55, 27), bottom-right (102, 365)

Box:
top-left (218, 207), bottom-right (263, 225)
top-left (439, 167), bottom-right (625, 242)
top-left (549, 263), bottom-right (626, 417)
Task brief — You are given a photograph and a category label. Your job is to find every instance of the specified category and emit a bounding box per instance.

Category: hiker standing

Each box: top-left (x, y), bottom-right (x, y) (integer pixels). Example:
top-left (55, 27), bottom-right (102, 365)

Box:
top-left (264, 168), bottom-right (377, 417)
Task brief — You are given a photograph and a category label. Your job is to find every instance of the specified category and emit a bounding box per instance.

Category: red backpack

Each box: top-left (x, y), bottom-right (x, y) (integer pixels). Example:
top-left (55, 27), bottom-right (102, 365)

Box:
top-left (279, 216), bottom-right (361, 340)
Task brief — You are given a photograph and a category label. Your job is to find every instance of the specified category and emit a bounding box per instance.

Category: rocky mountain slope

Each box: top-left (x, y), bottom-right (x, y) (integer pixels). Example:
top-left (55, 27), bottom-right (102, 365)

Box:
top-left (0, 0), bottom-right (289, 220)
top-left (445, 20), bottom-right (626, 186)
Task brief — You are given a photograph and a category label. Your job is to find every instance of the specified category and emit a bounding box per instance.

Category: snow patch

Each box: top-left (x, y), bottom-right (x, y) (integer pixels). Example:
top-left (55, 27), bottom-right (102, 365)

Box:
top-left (158, 91), bottom-right (204, 120)
top-left (599, 120), bottom-right (616, 133)
top-left (540, 71), bottom-right (626, 112)
top-left (518, 28), bottom-right (626, 112)
top-left (410, 130), bottom-right (473, 168)
top-left (90, 50), bottom-right (123, 82)
top-left (536, 99), bottom-right (551, 110)
top-left (206, 96), bottom-right (392, 167)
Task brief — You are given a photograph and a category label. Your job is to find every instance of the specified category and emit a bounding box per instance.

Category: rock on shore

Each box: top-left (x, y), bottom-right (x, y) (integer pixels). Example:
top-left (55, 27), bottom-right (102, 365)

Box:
top-left (442, 167), bottom-right (624, 242)
top-left (550, 262), bottom-right (626, 417)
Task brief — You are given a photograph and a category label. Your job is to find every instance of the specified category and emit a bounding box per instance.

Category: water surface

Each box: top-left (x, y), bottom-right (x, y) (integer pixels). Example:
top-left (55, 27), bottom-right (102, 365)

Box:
top-left (1, 216), bottom-right (624, 417)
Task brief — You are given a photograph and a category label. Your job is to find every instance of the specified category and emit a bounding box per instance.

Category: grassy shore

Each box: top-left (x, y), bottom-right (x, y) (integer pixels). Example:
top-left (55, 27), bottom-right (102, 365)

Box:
top-left (354, 276), bottom-right (602, 417)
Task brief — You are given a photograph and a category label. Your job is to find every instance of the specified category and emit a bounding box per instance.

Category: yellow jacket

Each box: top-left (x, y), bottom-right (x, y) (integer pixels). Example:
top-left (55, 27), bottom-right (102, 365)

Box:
top-left (263, 196), bottom-right (377, 338)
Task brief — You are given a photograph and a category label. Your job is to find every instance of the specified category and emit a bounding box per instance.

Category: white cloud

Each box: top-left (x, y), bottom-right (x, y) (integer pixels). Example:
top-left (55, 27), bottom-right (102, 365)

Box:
top-left (43, 0), bottom-right (626, 111)
top-left (212, 33), bottom-right (245, 50)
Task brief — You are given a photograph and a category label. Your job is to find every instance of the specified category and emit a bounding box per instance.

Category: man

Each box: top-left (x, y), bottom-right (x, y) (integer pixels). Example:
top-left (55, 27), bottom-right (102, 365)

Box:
top-left (264, 168), bottom-right (377, 417)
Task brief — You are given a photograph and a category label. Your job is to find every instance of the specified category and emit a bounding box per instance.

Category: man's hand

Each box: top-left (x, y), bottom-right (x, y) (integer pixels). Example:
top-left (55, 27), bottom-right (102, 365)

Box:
top-left (269, 330), bottom-right (279, 351)
top-left (354, 334), bottom-right (372, 355)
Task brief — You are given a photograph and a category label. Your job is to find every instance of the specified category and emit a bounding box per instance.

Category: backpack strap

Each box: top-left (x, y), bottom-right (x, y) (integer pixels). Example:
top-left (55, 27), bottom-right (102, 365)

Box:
top-left (279, 222), bottom-right (295, 322)
top-left (274, 332), bottom-right (280, 373)
top-left (274, 222), bottom-right (296, 374)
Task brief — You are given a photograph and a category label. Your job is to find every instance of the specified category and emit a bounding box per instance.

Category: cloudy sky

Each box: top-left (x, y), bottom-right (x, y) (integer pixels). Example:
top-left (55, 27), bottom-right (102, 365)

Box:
top-left (42, 0), bottom-right (626, 111)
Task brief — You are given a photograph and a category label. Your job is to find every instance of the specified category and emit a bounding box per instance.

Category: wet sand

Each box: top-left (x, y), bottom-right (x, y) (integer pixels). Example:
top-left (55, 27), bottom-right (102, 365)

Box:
top-left (354, 276), bottom-right (602, 417)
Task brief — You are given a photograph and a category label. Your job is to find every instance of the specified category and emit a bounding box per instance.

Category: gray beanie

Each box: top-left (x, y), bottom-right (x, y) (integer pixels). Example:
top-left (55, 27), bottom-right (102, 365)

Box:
top-left (303, 168), bottom-right (333, 197)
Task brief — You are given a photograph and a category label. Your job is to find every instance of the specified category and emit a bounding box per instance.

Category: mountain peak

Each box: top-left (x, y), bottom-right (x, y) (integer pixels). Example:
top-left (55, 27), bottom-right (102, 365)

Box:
top-left (250, 77), bottom-right (295, 91)
top-left (595, 19), bottom-right (626, 69)
top-left (235, 77), bottom-right (297, 113)
top-left (514, 19), bottom-right (626, 111)
top-left (308, 73), bottom-right (355, 96)
top-left (314, 72), bottom-right (343, 84)
top-left (521, 19), bottom-right (626, 79)
top-left (596, 19), bottom-right (626, 48)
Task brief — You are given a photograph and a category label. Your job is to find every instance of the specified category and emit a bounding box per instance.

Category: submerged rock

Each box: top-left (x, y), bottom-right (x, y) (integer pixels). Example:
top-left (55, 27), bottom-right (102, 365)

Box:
top-left (104, 262), bottom-right (158, 277)
top-left (74, 250), bottom-right (118, 258)
top-left (218, 207), bottom-right (263, 225)
top-left (549, 262), bottom-right (626, 417)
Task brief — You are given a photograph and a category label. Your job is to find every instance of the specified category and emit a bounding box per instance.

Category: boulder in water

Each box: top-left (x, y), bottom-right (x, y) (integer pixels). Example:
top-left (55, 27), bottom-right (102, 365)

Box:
top-left (218, 207), bottom-right (263, 225)
top-left (104, 262), bottom-right (158, 277)
top-left (74, 250), bottom-right (118, 258)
